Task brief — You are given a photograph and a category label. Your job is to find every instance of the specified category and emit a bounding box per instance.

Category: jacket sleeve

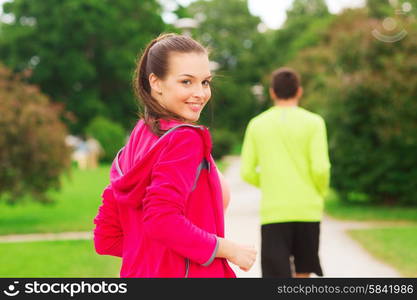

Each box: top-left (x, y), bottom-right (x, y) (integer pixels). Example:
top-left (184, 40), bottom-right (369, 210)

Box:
top-left (142, 128), bottom-right (218, 266)
top-left (240, 122), bottom-right (260, 187)
top-left (309, 118), bottom-right (331, 198)
top-left (93, 185), bottom-right (124, 257)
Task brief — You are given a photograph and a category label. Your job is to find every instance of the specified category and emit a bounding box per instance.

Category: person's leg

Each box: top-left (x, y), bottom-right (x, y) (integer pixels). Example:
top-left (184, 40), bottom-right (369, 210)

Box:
top-left (261, 223), bottom-right (293, 278)
top-left (292, 222), bottom-right (323, 278)
top-left (295, 272), bottom-right (311, 278)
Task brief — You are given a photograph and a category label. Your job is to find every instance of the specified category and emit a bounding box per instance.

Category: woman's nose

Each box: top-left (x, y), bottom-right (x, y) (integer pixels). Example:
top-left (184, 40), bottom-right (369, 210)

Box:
top-left (192, 85), bottom-right (206, 99)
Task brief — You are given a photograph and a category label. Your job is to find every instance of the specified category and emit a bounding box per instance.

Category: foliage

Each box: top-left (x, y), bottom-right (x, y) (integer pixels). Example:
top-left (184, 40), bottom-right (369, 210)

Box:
top-left (188, 0), bottom-right (261, 75)
top-left (0, 64), bottom-right (71, 204)
top-left (211, 128), bottom-right (238, 160)
top-left (85, 116), bottom-right (126, 162)
top-left (290, 9), bottom-right (417, 205)
top-left (268, 0), bottom-right (332, 69)
top-left (286, 0), bottom-right (329, 22)
top-left (366, 0), bottom-right (393, 18)
top-left (0, 0), bottom-right (166, 133)
top-left (207, 75), bottom-right (261, 138)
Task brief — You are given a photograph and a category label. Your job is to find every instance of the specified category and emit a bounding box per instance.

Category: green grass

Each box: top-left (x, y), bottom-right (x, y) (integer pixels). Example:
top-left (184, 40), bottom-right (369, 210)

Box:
top-left (325, 189), bottom-right (417, 277)
top-left (0, 165), bottom-right (111, 235)
top-left (0, 239), bottom-right (121, 277)
top-left (349, 226), bottom-right (417, 277)
top-left (324, 189), bottom-right (417, 223)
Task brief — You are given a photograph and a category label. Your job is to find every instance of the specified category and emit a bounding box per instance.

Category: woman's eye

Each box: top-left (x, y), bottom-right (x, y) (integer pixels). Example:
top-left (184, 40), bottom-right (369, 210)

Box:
top-left (181, 80), bottom-right (192, 85)
top-left (202, 80), bottom-right (211, 86)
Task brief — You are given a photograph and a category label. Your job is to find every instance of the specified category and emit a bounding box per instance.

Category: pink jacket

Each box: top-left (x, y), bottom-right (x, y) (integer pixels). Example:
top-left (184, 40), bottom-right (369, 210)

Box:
top-left (93, 119), bottom-right (236, 278)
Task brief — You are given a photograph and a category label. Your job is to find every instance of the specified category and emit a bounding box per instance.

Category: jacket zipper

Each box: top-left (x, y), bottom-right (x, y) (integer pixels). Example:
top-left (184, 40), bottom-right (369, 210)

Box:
top-left (184, 258), bottom-right (190, 278)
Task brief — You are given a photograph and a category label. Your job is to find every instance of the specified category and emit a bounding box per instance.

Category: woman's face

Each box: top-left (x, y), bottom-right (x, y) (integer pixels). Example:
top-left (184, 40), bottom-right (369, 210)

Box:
top-left (150, 52), bottom-right (212, 122)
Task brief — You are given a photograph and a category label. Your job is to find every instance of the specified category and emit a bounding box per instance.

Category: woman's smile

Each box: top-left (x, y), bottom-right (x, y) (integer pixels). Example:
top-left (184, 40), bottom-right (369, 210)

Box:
top-left (186, 101), bottom-right (204, 112)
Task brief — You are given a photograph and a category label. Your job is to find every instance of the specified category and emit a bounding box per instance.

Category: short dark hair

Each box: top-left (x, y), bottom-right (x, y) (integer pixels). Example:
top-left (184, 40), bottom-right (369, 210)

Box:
top-left (270, 67), bottom-right (301, 100)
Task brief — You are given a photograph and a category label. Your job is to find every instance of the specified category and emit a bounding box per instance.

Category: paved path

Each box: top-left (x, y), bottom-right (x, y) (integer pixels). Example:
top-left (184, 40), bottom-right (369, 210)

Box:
top-left (0, 231), bottom-right (92, 243)
top-left (222, 156), bottom-right (401, 278)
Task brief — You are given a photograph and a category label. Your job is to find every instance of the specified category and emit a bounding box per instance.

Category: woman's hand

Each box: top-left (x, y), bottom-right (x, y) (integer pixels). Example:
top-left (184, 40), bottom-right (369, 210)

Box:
top-left (230, 244), bottom-right (257, 272)
top-left (217, 238), bottom-right (257, 272)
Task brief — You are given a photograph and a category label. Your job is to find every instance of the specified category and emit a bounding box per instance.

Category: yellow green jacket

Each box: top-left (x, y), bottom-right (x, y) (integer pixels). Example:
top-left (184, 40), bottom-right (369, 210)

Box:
top-left (240, 106), bottom-right (330, 224)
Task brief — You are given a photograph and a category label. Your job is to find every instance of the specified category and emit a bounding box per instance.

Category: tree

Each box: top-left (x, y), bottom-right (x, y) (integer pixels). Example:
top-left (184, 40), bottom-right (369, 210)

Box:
top-left (187, 0), bottom-right (261, 70)
top-left (289, 9), bottom-right (417, 206)
top-left (286, 0), bottom-right (329, 21)
top-left (367, 0), bottom-right (395, 18)
top-left (0, 64), bottom-right (71, 204)
top-left (0, 0), bottom-right (166, 133)
top-left (269, 0), bottom-right (331, 67)
top-left (186, 0), bottom-right (266, 149)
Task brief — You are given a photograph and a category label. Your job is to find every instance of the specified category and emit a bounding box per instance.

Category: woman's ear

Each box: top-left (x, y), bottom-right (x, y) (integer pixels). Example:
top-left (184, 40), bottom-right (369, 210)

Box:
top-left (149, 73), bottom-right (162, 95)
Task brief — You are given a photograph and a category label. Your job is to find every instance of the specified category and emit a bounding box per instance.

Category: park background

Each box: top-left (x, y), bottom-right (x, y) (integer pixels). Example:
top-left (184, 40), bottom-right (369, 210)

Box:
top-left (0, 0), bottom-right (416, 277)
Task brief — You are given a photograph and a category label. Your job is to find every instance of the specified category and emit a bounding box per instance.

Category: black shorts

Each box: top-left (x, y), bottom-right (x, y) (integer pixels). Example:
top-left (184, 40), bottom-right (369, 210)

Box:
top-left (261, 222), bottom-right (323, 278)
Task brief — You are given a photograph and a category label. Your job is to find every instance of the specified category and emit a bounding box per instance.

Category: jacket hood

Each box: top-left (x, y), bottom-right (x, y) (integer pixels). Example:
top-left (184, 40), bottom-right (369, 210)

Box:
top-left (108, 119), bottom-right (212, 208)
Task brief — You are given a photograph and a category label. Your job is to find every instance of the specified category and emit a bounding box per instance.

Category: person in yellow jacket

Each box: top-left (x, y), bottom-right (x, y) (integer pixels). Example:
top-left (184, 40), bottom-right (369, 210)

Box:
top-left (241, 67), bottom-right (330, 278)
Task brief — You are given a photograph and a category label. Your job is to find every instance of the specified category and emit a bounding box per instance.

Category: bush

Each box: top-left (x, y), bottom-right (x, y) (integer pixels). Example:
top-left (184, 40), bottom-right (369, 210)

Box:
top-left (0, 65), bottom-right (71, 204)
top-left (211, 129), bottom-right (238, 160)
top-left (85, 116), bottom-right (126, 162)
top-left (328, 80), bottom-right (417, 206)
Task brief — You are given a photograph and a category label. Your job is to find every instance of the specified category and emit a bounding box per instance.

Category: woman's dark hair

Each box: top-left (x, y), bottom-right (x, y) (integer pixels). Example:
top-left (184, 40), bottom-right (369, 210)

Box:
top-left (133, 33), bottom-right (208, 136)
top-left (270, 67), bottom-right (301, 100)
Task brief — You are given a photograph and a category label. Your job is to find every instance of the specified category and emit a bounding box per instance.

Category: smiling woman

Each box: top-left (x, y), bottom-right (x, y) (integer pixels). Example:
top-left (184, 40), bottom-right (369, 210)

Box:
top-left (148, 52), bottom-right (212, 123)
top-left (92, 33), bottom-right (257, 278)
top-left (132, 33), bottom-right (211, 136)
